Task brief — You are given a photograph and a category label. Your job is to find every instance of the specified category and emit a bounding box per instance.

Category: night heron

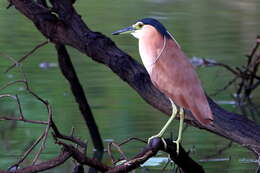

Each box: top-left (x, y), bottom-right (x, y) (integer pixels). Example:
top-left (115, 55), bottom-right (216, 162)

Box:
top-left (112, 18), bottom-right (213, 153)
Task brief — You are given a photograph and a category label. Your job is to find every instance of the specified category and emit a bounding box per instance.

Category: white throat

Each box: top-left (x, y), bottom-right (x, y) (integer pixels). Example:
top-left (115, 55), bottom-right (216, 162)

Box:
top-left (131, 29), bottom-right (143, 39)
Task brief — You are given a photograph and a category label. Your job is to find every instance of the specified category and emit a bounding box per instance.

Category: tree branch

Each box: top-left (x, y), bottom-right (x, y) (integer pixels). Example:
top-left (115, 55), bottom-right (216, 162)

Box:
top-left (0, 151), bottom-right (72, 173)
top-left (55, 43), bottom-right (103, 151)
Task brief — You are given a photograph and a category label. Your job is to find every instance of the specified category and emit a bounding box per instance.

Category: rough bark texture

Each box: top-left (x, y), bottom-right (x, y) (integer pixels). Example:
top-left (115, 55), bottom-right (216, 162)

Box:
top-left (8, 0), bottom-right (260, 156)
top-left (106, 138), bottom-right (204, 173)
top-left (56, 43), bottom-right (103, 151)
top-left (0, 151), bottom-right (72, 173)
top-left (0, 138), bottom-right (203, 173)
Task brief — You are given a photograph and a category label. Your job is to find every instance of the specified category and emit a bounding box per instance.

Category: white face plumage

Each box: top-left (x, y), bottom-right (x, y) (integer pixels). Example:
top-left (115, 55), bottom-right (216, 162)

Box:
top-left (131, 30), bottom-right (143, 39)
top-left (131, 21), bottom-right (145, 39)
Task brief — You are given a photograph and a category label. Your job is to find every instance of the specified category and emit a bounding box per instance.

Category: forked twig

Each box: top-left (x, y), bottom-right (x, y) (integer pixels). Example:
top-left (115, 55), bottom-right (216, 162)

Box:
top-left (1, 53), bottom-right (53, 165)
top-left (108, 142), bottom-right (128, 165)
top-left (107, 137), bottom-right (147, 165)
top-left (119, 137), bottom-right (147, 146)
top-left (51, 119), bottom-right (87, 148)
top-left (0, 94), bottom-right (48, 125)
top-left (210, 76), bottom-right (238, 96)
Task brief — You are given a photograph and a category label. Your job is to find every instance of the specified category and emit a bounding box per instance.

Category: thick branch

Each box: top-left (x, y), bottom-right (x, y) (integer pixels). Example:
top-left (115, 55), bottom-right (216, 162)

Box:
top-left (0, 151), bottom-right (71, 173)
top-left (106, 138), bottom-right (204, 173)
top-left (55, 43), bottom-right (103, 151)
top-left (59, 138), bottom-right (203, 173)
top-left (0, 137), bottom-right (203, 173)
top-left (60, 142), bottom-right (111, 172)
top-left (9, 0), bottom-right (260, 156)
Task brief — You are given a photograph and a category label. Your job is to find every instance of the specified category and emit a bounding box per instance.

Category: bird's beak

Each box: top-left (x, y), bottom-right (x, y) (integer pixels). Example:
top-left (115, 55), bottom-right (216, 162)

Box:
top-left (112, 26), bottom-right (135, 35)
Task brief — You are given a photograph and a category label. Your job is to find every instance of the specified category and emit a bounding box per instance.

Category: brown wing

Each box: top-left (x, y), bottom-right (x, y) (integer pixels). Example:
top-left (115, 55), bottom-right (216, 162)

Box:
top-left (150, 39), bottom-right (213, 125)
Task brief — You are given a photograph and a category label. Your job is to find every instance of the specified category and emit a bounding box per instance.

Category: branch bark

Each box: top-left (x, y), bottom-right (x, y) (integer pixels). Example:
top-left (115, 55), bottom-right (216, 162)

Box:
top-left (106, 138), bottom-right (204, 173)
top-left (0, 151), bottom-right (72, 173)
top-left (8, 0), bottom-right (260, 157)
top-left (55, 43), bottom-right (103, 151)
top-left (0, 138), bottom-right (203, 173)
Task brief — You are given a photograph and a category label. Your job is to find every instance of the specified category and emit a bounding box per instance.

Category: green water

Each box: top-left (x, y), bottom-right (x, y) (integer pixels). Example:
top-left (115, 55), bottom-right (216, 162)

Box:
top-left (0, 0), bottom-right (260, 172)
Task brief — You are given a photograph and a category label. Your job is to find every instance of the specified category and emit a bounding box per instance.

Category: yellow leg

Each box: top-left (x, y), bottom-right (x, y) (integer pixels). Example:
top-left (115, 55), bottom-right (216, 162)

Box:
top-left (173, 108), bottom-right (184, 154)
top-left (148, 99), bottom-right (178, 148)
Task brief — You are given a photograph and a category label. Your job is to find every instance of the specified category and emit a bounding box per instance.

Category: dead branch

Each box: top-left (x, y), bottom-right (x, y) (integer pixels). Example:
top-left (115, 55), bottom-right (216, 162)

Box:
top-left (55, 43), bottom-right (103, 151)
top-left (58, 142), bottom-right (111, 172)
top-left (108, 142), bottom-right (128, 165)
top-left (205, 141), bottom-right (233, 158)
top-left (0, 150), bottom-right (72, 173)
top-left (0, 94), bottom-right (48, 125)
top-left (0, 55), bottom-right (53, 166)
top-left (56, 137), bottom-right (204, 173)
top-left (195, 36), bottom-right (260, 102)
top-left (0, 136), bottom-right (205, 173)
top-left (51, 119), bottom-right (87, 148)
top-left (105, 138), bottom-right (204, 173)
top-left (5, 40), bottom-right (49, 73)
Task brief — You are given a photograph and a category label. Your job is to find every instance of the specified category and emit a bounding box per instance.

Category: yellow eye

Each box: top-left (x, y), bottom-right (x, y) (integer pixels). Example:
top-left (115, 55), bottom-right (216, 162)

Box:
top-left (133, 22), bottom-right (144, 29)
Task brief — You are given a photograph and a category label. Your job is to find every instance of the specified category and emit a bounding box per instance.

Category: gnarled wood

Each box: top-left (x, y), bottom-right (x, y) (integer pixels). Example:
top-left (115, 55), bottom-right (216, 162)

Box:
top-left (0, 138), bottom-right (203, 173)
top-left (8, 0), bottom-right (260, 157)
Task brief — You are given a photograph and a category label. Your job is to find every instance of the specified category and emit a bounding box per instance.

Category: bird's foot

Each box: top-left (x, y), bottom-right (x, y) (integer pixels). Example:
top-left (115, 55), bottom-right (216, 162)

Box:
top-left (148, 135), bottom-right (167, 149)
top-left (173, 138), bottom-right (181, 154)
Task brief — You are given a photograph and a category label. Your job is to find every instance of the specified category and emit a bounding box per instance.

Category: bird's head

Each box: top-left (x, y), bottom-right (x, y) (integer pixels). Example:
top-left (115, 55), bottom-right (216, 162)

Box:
top-left (112, 18), bottom-right (171, 39)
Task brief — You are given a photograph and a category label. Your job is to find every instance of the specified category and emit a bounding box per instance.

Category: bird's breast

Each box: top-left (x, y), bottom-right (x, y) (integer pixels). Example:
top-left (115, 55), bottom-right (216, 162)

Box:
top-left (139, 48), bottom-right (155, 74)
top-left (138, 40), bottom-right (162, 74)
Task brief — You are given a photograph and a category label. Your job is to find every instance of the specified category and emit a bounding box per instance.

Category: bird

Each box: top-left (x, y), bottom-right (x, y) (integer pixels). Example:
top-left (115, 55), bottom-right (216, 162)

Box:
top-left (112, 18), bottom-right (213, 153)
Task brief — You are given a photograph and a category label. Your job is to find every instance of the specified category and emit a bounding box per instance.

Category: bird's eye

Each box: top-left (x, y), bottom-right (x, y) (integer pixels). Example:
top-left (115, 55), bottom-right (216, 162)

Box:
top-left (138, 22), bottom-right (143, 27)
top-left (134, 22), bottom-right (144, 29)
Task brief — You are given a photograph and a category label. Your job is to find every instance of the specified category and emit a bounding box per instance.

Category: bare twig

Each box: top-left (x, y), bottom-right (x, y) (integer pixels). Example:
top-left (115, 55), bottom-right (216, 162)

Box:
top-left (0, 80), bottom-right (26, 91)
top-left (108, 142), bottom-right (128, 165)
top-left (0, 150), bottom-right (72, 173)
top-left (107, 137), bottom-right (147, 165)
top-left (5, 40), bottom-right (49, 73)
top-left (0, 94), bottom-right (48, 125)
top-left (51, 119), bottom-right (87, 148)
top-left (106, 138), bottom-right (204, 173)
top-left (16, 95), bottom-right (24, 119)
top-left (13, 133), bottom-right (45, 167)
top-left (205, 141), bottom-right (233, 158)
top-left (32, 103), bottom-right (53, 164)
top-left (119, 137), bottom-right (147, 146)
top-left (246, 35), bottom-right (260, 63)
top-left (0, 116), bottom-right (48, 125)
top-left (57, 141), bottom-right (111, 172)
top-left (1, 53), bottom-right (53, 165)
top-left (210, 77), bottom-right (238, 96)
top-left (202, 58), bottom-right (239, 76)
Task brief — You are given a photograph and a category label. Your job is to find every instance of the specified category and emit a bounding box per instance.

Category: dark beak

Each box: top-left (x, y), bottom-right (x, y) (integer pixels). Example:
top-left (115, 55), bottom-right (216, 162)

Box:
top-left (112, 26), bottom-right (135, 35)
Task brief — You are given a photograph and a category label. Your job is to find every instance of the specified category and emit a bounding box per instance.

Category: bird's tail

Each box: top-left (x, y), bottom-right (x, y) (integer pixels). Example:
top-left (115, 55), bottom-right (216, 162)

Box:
top-left (189, 96), bottom-right (213, 125)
